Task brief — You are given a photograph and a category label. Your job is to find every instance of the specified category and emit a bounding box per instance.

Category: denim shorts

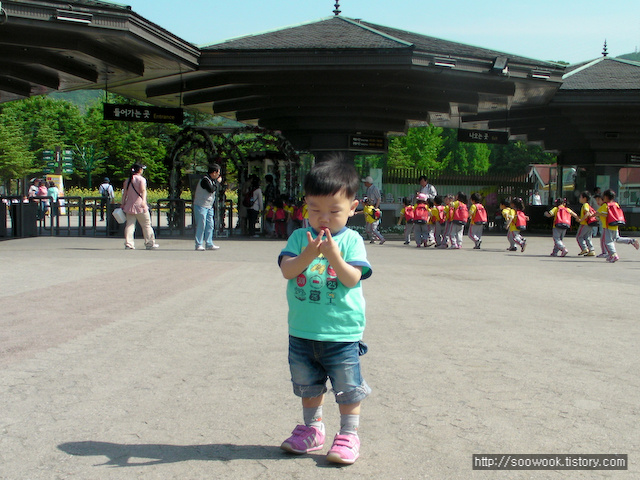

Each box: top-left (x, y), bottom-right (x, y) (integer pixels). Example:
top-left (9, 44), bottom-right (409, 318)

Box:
top-left (288, 335), bottom-right (371, 404)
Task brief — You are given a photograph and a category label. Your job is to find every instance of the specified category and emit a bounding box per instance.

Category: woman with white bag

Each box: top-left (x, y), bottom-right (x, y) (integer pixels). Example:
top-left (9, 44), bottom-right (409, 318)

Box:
top-left (121, 163), bottom-right (159, 250)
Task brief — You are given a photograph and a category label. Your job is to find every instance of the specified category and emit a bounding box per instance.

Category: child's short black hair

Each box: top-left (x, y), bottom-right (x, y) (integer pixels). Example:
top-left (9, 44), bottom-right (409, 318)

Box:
top-left (580, 190), bottom-right (591, 201)
top-left (512, 197), bottom-right (524, 210)
top-left (434, 195), bottom-right (443, 206)
top-left (603, 189), bottom-right (616, 201)
top-left (500, 197), bottom-right (511, 207)
top-left (303, 154), bottom-right (359, 199)
top-left (402, 196), bottom-right (412, 206)
top-left (456, 191), bottom-right (468, 203)
top-left (470, 192), bottom-right (482, 203)
top-left (427, 198), bottom-right (435, 208)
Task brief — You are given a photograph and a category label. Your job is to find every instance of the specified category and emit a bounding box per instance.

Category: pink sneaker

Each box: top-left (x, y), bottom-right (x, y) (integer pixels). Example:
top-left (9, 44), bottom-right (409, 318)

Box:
top-left (326, 433), bottom-right (360, 464)
top-left (607, 254), bottom-right (620, 263)
top-left (632, 239), bottom-right (639, 250)
top-left (281, 425), bottom-right (325, 454)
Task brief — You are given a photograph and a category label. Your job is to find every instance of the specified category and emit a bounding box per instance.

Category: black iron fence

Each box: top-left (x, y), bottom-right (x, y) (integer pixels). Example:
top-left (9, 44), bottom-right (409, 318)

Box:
top-left (1, 196), bottom-right (239, 239)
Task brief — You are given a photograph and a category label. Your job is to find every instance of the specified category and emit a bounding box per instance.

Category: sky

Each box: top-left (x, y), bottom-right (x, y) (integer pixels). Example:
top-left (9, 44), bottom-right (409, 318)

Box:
top-left (119, 0), bottom-right (640, 64)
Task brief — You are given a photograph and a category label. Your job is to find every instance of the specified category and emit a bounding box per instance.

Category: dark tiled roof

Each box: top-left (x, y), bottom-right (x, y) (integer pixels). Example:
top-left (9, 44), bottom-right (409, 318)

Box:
top-left (204, 15), bottom-right (557, 68)
top-left (358, 20), bottom-right (557, 67)
top-left (204, 16), bottom-right (410, 50)
top-left (562, 57), bottom-right (640, 90)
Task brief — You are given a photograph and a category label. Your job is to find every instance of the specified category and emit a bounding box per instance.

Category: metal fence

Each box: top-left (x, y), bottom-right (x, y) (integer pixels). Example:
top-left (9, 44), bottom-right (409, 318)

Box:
top-left (0, 196), bottom-right (244, 240)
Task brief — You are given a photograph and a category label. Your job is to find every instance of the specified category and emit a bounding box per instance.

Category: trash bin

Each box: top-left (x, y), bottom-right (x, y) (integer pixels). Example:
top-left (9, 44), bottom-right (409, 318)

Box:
top-left (0, 202), bottom-right (6, 237)
top-left (11, 202), bottom-right (38, 237)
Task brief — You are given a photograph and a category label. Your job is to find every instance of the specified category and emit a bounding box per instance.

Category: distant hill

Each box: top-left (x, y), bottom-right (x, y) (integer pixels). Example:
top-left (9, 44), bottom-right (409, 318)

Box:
top-left (617, 51), bottom-right (640, 62)
top-left (48, 90), bottom-right (103, 112)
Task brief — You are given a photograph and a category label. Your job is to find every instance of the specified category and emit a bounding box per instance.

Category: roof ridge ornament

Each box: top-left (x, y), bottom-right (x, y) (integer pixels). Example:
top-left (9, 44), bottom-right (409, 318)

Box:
top-left (333, 1), bottom-right (341, 16)
top-left (602, 39), bottom-right (608, 57)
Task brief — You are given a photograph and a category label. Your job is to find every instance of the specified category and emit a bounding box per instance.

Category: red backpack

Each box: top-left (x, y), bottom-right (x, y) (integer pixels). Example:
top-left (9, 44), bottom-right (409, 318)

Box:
top-left (472, 204), bottom-right (487, 224)
top-left (403, 205), bottom-right (415, 223)
top-left (515, 210), bottom-right (528, 230)
top-left (274, 208), bottom-right (286, 222)
top-left (586, 205), bottom-right (599, 225)
top-left (414, 204), bottom-right (429, 223)
top-left (452, 203), bottom-right (469, 225)
top-left (606, 202), bottom-right (626, 226)
top-left (554, 205), bottom-right (571, 229)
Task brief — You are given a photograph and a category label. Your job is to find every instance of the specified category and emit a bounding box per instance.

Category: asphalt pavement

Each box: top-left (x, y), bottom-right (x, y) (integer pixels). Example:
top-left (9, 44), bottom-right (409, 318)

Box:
top-left (1, 234), bottom-right (638, 479)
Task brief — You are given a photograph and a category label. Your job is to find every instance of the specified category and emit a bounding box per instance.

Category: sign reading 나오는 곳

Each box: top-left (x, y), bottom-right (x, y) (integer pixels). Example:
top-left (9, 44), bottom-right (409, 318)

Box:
top-left (458, 128), bottom-right (509, 145)
top-left (103, 103), bottom-right (184, 124)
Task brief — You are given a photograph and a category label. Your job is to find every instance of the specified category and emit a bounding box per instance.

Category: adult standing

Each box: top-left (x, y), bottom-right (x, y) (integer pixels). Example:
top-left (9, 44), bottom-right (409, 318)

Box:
top-left (121, 163), bottom-right (158, 250)
top-left (193, 163), bottom-right (222, 251)
top-left (98, 177), bottom-right (114, 221)
top-left (418, 175), bottom-right (437, 200)
top-left (247, 175), bottom-right (263, 237)
top-left (362, 176), bottom-right (381, 208)
top-left (27, 179), bottom-right (39, 198)
top-left (531, 190), bottom-right (542, 205)
top-left (47, 181), bottom-right (59, 218)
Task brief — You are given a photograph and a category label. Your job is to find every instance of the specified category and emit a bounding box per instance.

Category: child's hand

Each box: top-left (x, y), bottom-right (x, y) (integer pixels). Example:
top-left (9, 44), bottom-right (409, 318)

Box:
top-left (316, 228), bottom-right (340, 259)
top-left (304, 229), bottom-right (325, 256)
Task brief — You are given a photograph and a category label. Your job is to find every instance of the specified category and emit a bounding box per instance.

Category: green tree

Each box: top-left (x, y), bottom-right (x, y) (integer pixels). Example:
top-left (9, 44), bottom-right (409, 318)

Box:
top-left (1, 96), bottom-right (85, 153)
top-left (0, 119), bottom-right (36, 191)
top-left (439, 128), bottom-right (490, 174)
top-left (488, 141), bottom-right (556, 175)
top-left (83, 98), bottom-right (177, 186)
top-left (388, 125), bottom-right (446, 171)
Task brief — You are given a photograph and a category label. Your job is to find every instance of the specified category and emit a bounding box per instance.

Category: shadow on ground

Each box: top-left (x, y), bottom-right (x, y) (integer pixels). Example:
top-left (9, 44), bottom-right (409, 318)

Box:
top-left (58, 441), bottom-right (285, 467)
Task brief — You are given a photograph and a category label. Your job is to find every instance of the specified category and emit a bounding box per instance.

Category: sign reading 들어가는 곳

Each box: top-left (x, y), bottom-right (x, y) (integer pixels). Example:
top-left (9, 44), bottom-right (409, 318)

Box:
top-left (103, 104), bottom-right (184, 124)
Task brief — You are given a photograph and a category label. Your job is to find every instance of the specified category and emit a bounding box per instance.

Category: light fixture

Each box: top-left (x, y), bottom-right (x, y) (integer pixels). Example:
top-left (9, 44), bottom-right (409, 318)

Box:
top-left (434, 57), bottom-right (456, 68)
top-left (492, 56), bottom-right (509, 75)
top-left (55, 9), bottom-right (93, 24)
top-left (530, 69), bottom-right (551, 80)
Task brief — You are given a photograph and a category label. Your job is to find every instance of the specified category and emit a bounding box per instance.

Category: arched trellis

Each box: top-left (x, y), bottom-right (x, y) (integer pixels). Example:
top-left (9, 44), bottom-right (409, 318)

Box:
top-left (167, 125), bottom-right (301, 233)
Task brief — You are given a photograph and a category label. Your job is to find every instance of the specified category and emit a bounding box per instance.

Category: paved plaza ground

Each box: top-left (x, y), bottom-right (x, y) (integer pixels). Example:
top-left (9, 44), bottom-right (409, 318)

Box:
top-left (0, 233), bottom-right (638, 479)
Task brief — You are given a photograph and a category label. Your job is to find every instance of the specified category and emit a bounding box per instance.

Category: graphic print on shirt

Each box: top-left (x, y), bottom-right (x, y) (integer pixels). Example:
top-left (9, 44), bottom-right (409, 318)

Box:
top-left (296, 253), bottom-right (343, 305)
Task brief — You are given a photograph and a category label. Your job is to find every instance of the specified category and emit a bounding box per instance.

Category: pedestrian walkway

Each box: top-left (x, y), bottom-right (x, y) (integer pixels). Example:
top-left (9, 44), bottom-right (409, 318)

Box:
top-left (0, 235), bottom-right (637, 479)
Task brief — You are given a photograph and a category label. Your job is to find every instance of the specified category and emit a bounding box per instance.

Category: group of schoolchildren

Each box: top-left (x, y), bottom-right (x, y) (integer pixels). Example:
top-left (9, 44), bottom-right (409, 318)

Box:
top-left (264, 196), bottom-right (308, 239)
top-left (542, 189), bottom-right (639, 262)
top-left (398, 191), bottom-right (488, 249)
top-left (397, 188), bottom-right (639, 262)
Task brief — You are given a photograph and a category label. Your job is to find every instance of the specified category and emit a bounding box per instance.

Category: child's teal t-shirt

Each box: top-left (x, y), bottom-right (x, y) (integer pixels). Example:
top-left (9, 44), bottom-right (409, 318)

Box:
top-left (278, 227), bottom-right (372, 342)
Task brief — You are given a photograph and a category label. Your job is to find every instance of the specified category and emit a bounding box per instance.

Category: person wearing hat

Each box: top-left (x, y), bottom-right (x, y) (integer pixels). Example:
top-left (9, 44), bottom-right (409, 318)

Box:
top-left (121, 163), bottom-right (158, 250)
top-left (98, 177), bottom-right (114, 221)
top-left (362, 176), bottom-right (381, 209)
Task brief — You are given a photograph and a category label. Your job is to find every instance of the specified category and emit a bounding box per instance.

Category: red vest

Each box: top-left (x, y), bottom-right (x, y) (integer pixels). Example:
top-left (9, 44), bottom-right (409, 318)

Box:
top-left (404, 205), bottom-right (415, 223)
top-left (436, 205), bottom-right (446, 224)
top-left (414, 203), bottom-right (429, 223)
top-left (472, 204), bottom-right (487, 224)
top-left (606, 202), bottom-right (626, 226)
top-left (293, 206), bottom-right (303, 221)
top-left (452, 203), bottom-right (469, 224)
